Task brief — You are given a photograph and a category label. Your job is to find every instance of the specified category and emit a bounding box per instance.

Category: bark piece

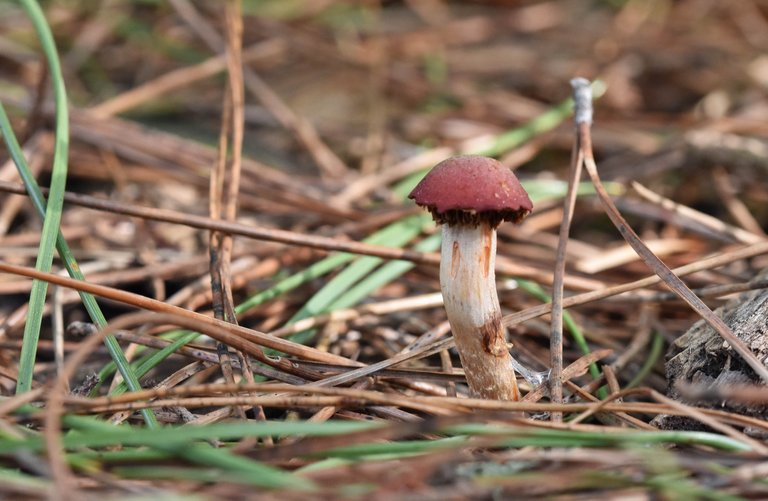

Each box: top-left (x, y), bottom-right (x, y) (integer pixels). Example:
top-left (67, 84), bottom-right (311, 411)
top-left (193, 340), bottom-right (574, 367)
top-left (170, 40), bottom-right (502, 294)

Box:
top-left (654, 270), bottom-right (768, 431)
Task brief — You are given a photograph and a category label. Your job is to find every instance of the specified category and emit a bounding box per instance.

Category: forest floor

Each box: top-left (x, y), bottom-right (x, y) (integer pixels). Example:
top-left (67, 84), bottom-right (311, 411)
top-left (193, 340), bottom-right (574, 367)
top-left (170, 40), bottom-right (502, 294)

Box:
top-left (1, 1), bottom-right (768, 499)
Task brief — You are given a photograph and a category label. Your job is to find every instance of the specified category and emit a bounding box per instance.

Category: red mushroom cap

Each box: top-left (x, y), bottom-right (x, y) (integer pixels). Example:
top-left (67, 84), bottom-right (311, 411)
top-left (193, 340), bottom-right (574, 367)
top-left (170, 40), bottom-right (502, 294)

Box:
top-left (409, 155), bottom-right (533, 228)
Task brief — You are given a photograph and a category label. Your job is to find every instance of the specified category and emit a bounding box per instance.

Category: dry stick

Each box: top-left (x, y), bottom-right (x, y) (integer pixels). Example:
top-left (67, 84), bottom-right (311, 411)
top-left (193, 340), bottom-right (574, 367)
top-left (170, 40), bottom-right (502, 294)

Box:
top-left (221, 2), bottom-right (264, 430)
top-left (61, 395), bottom-right (768, 438)
top-left (210, 95), bottom-right (239, 395)
top-left (0, 387), bottom-right (45, 418)
top-left (300, 321), bottom-right (456, 389)
top-left (109, 360), bottom-right (217, 426)
top-left (522, 349), bottom-right (612, 403)
top-left (209, 0), bottom-right (247, 420)
top-left (564, 380), bottom-right (654, 430)
top-left (0, 180), bottom-right (574, 285)
top-left (103, 329), bottom-right (307, 385)
top-left (76, 395), bottom-right (456, 418)
top-left (0, 180), bottom-right (424, 257)
top-left (549, 78), bottom-right (589, 416)
top-left (52, 376), bottom-right (768, 435)
top-left (222, 2), bottom-right (267, 435)
top-left (0, 260), bottom-right (358, 369)
top-left (649, 389), bottom-right (768, 455)
top-left (604, 277), bottom-right (768, 303)
top-left (575, 79), bottom-right (768, 384)
top-left (711, 165), bottom-right (767, 237)
top-left (305, 380), bottom-right (372, 426)
top-left (0, 251), bottom-right (246, 295)
top-left (631, 180), bottom-right (765, 244)
top-left (268, 292), bottom-right (444, 338)
top-left (610, 303), bottom-right (654, 373)
top-left (57, 380), bottom-right (768, 435)
top-left (570, 387), bottom-right (768, 455)
top-left (503, 239), bottom-right (768, 327)
top-left (222, 0), bottom-right (245, 325)
top-left (575, 238), bottom-right (697, 274)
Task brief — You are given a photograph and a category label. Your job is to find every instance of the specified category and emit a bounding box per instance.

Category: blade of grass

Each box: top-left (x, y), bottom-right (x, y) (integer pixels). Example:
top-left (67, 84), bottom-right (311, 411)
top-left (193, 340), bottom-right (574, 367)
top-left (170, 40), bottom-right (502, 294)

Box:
top-left (318, 435), bottom-right (468, 460)
top-left (328, 233), bottom-right (442, 311)
top-left (62, 416), bottom-right (314, 490)
top-left (14, 0), bottom-right (70, 395)
top-left (0, 467), bottom-right (50, 496)
top-left (111, 465), bottom-right (292, 486)
top-left (0, 420), bottom-right (384, 454)
top-left (626, 330), bottom-right (664, 389)
top-left (67, 447), bottom-right (172, 466)
top-left (235, 215), bottom-right (429, 315)
top-left (284, 215), bottom-right (428, 340)
top-left (0, 419), bottom-right (751, 464)
top-left (516, 280), bottom-right (603, 386)
top-left (444, 424), bottom-right (752, 452)
top-left (175, 443), bottom-right (315, 490)
top-left (106, 330), bottom-right (200, 396)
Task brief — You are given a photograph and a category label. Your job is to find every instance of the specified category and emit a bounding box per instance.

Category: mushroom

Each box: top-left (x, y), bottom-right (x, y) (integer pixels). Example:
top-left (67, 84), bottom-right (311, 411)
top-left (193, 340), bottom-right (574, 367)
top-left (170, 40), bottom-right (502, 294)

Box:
top-left (409, 155), bottom-right (533, 400)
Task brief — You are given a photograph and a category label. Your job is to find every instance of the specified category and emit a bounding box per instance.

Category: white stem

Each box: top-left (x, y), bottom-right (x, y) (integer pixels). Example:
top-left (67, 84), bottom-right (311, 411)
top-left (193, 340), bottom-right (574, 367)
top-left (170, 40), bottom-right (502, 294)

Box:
top-left (440, 223), bottom-right (520, 400)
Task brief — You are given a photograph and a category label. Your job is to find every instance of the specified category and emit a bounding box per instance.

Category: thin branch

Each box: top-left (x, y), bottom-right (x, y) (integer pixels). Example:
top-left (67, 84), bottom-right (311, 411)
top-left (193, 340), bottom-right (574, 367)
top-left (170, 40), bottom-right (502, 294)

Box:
top-left (0, 180), bottom-right (575, 284)
top-left (549, 78), bottom-right (590, 415)
top-left (575, 79), bottom-right (768, 384)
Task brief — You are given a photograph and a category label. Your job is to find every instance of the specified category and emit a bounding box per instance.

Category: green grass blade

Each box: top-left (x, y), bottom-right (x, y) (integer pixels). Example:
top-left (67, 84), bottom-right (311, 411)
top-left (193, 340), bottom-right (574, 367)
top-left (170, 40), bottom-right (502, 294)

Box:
top-left (0, 420), bottom-right (383, 454)
top-left (321, 435), bottom-right (467, 460)
top-left (516, 279), bottom-right (602, 382)
top-left (111, 465), bottom-right (288, 487)
top-left (282, 215), bottom-right (428, 345)
top-left (0, 467), bottom-right (50, 496)
top-left (289, 215), bottom-right (427, 322)
top-left (469, 97), bottom-right (575, 157)
top-left (444, 424), bottom-right (752, 452)
top-left (14, 0), bottom-right (70, 394)
top-left (171, 443), bottom-right (315, 490)
top-left (236, 252), bottom-right (354, 314)
top-left (329, 233), bottom-right (442, 310)
top-left (627, 330), bottom-right (664, 389)
top-left (236, 216), bottom-right (426, 315)
top-left (108, 331), bottom-right (200, 396)
top-left (67, 447), bottom-right (172, 465)
top-left (39, 417), bottom-right (314, 490)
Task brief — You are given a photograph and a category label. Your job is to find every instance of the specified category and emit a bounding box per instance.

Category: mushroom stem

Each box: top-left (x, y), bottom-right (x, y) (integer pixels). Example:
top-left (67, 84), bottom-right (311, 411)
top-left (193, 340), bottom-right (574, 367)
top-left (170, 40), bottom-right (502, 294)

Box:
top-left (440, 222), bottom-right (520, 400)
